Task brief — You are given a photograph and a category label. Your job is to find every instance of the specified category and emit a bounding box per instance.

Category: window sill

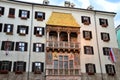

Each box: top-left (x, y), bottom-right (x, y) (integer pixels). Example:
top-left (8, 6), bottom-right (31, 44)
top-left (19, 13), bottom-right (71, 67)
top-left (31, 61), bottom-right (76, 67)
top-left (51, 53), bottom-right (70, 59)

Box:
top-left (108, 73), bottom-right (115, 76)
top-left (0, 70), bottom-right (8, 74)
top-left (87, 72), bottom-right (95, 75)
top-left (8, 15), bottom-right (15, 18)
top-left (19, 33), bottom-right (26, 36)
top-left (36, 34), bottom-right (42, 37)
top-left (101, 24), bottom-right (108, 27)
top-left (84, 38), bottom-right (91, 40)
top-left (36, 18), bottom-right (43, 21)
top-left (84, 22), bottom-right (90, 25)
top-left (20, 17), bottom-right (27, 20)
top-left (34, 71), bottom-right (41, 74)
top-left (103, 40), bottom-right (110, 42)
top-left (15, 71), bottom-right (23, 74)
top-left (6, 32), bottom-right (13, 35)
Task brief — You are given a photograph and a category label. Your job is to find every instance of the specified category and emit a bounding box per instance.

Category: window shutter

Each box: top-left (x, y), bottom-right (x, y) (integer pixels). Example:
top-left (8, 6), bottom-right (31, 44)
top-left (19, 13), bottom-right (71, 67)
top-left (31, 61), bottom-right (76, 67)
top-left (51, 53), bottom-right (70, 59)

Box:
top-left (83, 31), bottom-right (85, 38)
top-left (17, 25), bottom-right (20, 33)
top-left (35, 12), bottom-right (37, 19)
top-left (108, 34), bottom-right (110, 41)
top-left (19, 10), bottom-right (22, 17)
top-left (32, 62), bottom-right (35, 72)
top-left (103, 47), bottom-right (106, 55)
top-left (90, 31), bottom-right (92, 39)
top-left (85, 64), bottom-right (89, 73)
top-left (9, 8), bottom-right (15, 15)
top-left (1, 41), bottom-right (5, 50)
top-left (42, 44), bottom-right (44, 52)
top-left (11, 42), bottom-right (14, 51)
top-left (81, 16), bottom-right (84, 23)
top-left (88, 17), bottom-right (91, 24)
top-left (106, 19), bottom-right (108, 25)
top-left (13, 62), bottom-right (16, 72)
top-left (0, 61), bottom-right (2, 70)
top-left (33, 43), bottom-right (36, 52)
top-left (101, 33), bottom-right (103, 40)
top-left (26, 26), bottom-right (29, 34)
top-left (34, 27), bottom-right (37, 35)
top-left (91, 47), bottom-right (94, 54)
top-left (25, 42), bottom-right (28, 51)
top-left (84, 46), bottom-right (87, 54)
top-left (43, 12), bottom-right (45, 20)
top-left (0, 23), bottom-right (2, 32)
top-left (113, 65), bottom-right (116, 74)
top-left (23, 62), bottom-right (26, 72)
top-left (41, 63), bottom-right (44, 72)
top-left (1, 7), bottom-right (4, 15)
top-left (27, 11), bottom-right (30, 18)
top-left (105, 64), bottom-right (109, 74)
top-left (10, 24), bottom-right (13, 32)
top-left (9, 61), bottom-right (12, 71)
top-left (15, 42), bottom-right (19, 51)
top-left (99, 19), bottom-right (102, 25)
top-left (93, 64), bottom-right (96, 73)
top-left (4, 24), bottom-right (7, 32)
top-left (42, 28), bottom-right (44, 35)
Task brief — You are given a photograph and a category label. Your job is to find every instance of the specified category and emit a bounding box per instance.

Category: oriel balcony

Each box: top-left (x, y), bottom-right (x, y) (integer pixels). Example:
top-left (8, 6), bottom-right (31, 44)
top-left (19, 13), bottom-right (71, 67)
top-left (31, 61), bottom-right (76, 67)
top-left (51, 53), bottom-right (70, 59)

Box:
top-left (46, 31), bottom-right (80, 50)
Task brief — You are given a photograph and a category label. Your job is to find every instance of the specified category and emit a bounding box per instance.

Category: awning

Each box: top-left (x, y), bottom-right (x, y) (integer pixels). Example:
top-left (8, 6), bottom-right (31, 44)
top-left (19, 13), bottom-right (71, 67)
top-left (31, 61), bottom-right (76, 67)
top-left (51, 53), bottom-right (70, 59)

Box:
top-left (46, 12), bottom-right (80, 27)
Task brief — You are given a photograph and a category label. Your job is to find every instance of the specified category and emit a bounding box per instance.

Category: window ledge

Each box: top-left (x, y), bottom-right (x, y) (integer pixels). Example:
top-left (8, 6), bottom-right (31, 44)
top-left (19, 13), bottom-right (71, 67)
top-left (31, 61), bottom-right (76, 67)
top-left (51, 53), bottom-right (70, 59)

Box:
top-left (6, 32), bottom-right (13, 35)
top-left (21, 17), bottom-right (27, 20)
top-left (8, 15), bottom-right (15, 18)
top-left (37, 18), bottom-right (43, 21)
top-left (19, 33), bottom-right (26, 36)
top-left (101, 24), bottom-right (108, 27)
top-left (87, 72), bottom-right (95, 75)
top-left (15, 71), bottom-right (23, 74)
top-left (84, 22), bottom-right (90, 25)
top-left (0, 70), bottom-right (9, 74)
top-left (36, 34), bottom-right (42, 37)
top-left (34, 71), bottom-right (41, 74)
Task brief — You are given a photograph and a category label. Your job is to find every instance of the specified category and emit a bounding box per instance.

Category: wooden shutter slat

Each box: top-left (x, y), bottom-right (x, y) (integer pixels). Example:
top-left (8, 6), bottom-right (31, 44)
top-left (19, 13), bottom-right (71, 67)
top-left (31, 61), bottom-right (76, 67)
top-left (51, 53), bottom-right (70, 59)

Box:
top-left (42, 44), bottom-right (44, 52)
top-left (15, 42), bottom-right (19, 51)
top-left (26, 26), bottom-right (29, 34)
top-left (25, 42), bottom-right (27, 51)
top-left (2, 7), bottom-right (4, 15)
top-left (9, 61), bottom-right (12, 71)
top-left (33, 43), bottom-right (36, 52)
top-left (43, 12), bottom-right (45, 20)
top-left (27, 11), bottom-right (30, 18)
top-left (42, 28), bottom-right (44, 35)
top-left (41, 63), bottom-right (44, 72)
top-left (19, 10), bottom-right (22, 17)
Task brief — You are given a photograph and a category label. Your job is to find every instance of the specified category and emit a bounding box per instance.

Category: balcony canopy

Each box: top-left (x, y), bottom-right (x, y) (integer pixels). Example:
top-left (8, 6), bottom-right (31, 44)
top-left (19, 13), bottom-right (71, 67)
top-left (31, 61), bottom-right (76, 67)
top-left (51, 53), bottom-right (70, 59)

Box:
top-left (46, 12), bottom-right (80, 27)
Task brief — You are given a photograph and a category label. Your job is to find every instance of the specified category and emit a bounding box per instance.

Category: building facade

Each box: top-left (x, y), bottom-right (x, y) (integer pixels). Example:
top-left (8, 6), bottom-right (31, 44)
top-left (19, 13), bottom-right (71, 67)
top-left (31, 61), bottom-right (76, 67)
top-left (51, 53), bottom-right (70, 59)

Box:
top-left (0, 0), bottom-right (119, 80)
top-left (116, 25), bottom-right (120, 48)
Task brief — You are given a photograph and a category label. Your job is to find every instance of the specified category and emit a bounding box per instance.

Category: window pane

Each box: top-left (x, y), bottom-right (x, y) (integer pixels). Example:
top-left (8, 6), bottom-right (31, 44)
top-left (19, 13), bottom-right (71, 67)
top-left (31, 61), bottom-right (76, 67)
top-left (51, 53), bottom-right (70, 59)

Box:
top-left (69, 60), bottom-right (73, 69)
top-left (59, 61), bottom-right (63, 69)
top-left (64, 61), bottom-right (68, 69)
top-left (54, 60), bottom-right (58, 69)
top-left (64, 56), bottom-right (68, 61)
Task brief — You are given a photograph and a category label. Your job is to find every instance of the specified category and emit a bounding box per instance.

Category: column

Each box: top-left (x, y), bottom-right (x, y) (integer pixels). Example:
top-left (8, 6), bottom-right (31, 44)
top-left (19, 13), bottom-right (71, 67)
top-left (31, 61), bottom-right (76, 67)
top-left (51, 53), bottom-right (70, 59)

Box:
top-left (47, 31), bottom-right (49, 41)
top-left (57, 31), bottom-right (60, 42)
top-left (68, 32), bottom-right (70, 42)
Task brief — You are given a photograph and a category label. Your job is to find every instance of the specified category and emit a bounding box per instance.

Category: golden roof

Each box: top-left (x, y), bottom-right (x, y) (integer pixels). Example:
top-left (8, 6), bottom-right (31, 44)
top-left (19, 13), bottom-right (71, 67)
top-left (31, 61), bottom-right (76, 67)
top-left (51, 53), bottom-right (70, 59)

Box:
top-left (46, 12), bottom-right (80, 27)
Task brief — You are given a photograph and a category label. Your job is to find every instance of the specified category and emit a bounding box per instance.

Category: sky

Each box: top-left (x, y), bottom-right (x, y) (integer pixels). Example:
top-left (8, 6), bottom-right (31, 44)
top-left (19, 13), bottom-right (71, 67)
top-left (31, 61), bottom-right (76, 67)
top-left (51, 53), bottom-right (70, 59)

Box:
top-left (17, 0), bottom-right (120, 27)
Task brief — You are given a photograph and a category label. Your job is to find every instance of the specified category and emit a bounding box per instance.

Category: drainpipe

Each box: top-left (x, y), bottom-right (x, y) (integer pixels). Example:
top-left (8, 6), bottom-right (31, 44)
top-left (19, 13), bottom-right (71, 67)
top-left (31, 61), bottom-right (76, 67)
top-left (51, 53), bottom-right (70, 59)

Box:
top-left (27, 4), bottom-right (34, 80)
top-left (94, 11), bottom-right (104, 80)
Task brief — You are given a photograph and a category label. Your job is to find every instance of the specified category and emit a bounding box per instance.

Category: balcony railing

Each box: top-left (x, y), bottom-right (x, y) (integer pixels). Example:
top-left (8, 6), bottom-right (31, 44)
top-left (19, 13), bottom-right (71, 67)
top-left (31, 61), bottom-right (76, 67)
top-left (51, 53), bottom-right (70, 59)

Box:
top-left (46, 41), bottom-right (80, 49)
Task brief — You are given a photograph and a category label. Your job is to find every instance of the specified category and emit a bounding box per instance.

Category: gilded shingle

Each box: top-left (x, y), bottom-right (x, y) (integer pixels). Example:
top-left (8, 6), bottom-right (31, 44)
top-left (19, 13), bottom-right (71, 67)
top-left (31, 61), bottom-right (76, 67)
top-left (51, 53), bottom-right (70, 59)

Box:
top-left (46, 12), bottom-right (80, 27)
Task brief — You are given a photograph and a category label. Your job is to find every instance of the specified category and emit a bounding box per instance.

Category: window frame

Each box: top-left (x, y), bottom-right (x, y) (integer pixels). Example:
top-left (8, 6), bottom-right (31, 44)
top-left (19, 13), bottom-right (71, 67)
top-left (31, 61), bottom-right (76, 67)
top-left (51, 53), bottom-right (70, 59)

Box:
top-left (34, 27), bottom-right (44, 36)
top-left (99, 18), bottom-right (108, 27)
top-left (0, 61), bottom-right (12, 74)
top-left (35, 11), bottom-right (45, 21)
top-left (8, 8), bottom-right (15, 18)
top-left (103, 47), bottom-right (110, 56)
top-left (84, 46), bottom-right (94, 55)
top-left (83, 31), bottom-right (92, 40)
top-left (17, 25), bottom-right (28, 35)
top-left (1, 41), bottom-right (14, 51)
top-left (33, 43), bottom-right (44, 52)
top-left (105, 64), bottom-right (116, 76)
top-left (85, 63), bottom-right (96, 75)
top-left (81, 16), bottom-right (91, 25)
top-left (15, 42), bottom-right (27, 51)
top-left (32, 62), bottom-right (44, 74)
top-left (0, 23), bottom-right (3, 32)
top-left (101, 32), bottom-right (110, 41)
top-left (4, 24), bottom-right (14, 35)
top-left (19, 9), bottom-right (30, 19)
top-left (13, 61), bottom-right (26, 74)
